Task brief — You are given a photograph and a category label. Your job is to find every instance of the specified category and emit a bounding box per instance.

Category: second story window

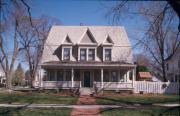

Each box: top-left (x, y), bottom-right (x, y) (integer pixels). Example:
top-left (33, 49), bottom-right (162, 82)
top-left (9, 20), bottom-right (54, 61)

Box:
top-left (105, 49), bottom-right (111, 61)
top-left (88, 49), bottom-right (95, 61)
top-left (80, 49), bottom-right (86, 61)
top-left (63, 48), bottom-right (70, 61)
top-left (178, 60), bottom-right (180, 69)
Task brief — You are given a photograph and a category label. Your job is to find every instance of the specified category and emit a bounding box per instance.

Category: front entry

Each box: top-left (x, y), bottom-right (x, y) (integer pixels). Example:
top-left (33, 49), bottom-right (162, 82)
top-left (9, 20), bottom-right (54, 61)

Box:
top-left (83, 71), bottom-right (90, 87)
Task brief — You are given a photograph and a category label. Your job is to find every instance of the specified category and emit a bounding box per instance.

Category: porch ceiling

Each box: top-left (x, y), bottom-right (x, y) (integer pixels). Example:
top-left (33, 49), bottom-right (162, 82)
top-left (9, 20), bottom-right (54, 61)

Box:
top-left (41, 61), bottom-right (136, 69)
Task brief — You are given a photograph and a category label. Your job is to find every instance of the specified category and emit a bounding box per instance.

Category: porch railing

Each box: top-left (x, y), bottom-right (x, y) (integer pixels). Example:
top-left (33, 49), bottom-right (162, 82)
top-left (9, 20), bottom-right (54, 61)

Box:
top-left (42, 81), bottom-right (80, 89)
top-left (93, 82), bottom-right (133, 90)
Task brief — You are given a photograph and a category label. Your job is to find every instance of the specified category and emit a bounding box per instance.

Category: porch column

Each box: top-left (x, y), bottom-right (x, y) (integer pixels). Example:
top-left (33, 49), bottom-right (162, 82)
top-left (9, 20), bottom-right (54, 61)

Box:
top-left (118, 69), bottom-right (121, 82)
top-left (40, 67), bottom-right (44, 88)
top-left (71, 68), bottom-right (74, 88)
top-left (127, 71), bottom-right (130, 82)
top-left (101, 68), bottom-right (104, 88)
top-left (132, 68), bottom-right (136, 87)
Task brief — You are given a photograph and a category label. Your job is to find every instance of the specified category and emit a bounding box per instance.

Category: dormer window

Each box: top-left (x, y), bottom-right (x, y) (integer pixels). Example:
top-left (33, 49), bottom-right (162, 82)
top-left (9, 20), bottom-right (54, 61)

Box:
top-left (80, 49), bottom-right (86, 61)
top-left (63, 48), bottom-right (70, 61)
top-left (104, 48), bottom-right (111, 61)
top-left (88, 49), bottom-right (95, 61)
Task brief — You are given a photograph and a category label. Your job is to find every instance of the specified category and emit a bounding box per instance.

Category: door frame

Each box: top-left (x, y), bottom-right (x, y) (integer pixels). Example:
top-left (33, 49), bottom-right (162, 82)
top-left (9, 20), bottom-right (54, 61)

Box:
top-left (82, 70), bottom-right (92, 87)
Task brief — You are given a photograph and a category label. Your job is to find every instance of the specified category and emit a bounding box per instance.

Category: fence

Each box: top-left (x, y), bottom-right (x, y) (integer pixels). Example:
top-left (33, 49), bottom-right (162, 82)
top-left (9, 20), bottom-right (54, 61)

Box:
top-left (134, 81), bottom-right (180, 94)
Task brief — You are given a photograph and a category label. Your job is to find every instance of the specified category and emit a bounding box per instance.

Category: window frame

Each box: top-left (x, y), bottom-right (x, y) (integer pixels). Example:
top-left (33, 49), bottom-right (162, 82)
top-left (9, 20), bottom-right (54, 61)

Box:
top-left (78, 47), bottom-right (96, 61)
top-left (103, 47), bottom-right (112, 61)
top-left (88, 48), bottom-right (95, 61)
top-left (80, 48), bottom-right (87, 61)
top-left (62, 46), bottom-right (72, 61)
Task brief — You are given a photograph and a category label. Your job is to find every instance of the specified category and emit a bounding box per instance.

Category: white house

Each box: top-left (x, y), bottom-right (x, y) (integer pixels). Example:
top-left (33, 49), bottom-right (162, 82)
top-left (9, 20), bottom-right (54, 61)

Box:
top-left (165, 47), bottom-right (180, 82)
top-left (0, 69), bottom-right (5, 85)
top-left (34, 26), bottom-right (136, 94)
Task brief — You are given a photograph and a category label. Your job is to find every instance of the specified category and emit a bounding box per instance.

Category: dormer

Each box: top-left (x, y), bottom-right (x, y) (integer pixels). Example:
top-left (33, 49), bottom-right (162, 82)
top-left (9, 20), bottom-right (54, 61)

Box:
top-left (77, 28), bottom-right (98, 61)
top-left (101, 35), bottom-right (114, 61)
top-left (61, 35), bottom-right (73, 61)
top-left (78, 28), bottom-right (98, 46)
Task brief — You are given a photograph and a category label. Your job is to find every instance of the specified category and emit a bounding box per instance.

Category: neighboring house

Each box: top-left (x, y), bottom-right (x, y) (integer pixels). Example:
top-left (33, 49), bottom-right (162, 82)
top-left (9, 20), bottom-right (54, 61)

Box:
top-left (34, 26), bottom-right (136, 94)
top-left (165, 47), bottom-right (180, 82)
top-left (137, 72), bottom-right (152, 81)
top-left (0, 69), bottom-right (6, 86)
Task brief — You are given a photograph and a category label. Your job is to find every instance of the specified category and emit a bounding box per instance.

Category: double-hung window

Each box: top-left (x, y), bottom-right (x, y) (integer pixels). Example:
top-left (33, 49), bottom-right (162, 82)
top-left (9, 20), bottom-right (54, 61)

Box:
top-left (88, 49), bottom-right (95, 61)
top-left (80, 49), bottom-right (86, 61)
top-left (105, 49), bottom-right (111, 61)
top-left (63, 48), bottom-right (70, 61)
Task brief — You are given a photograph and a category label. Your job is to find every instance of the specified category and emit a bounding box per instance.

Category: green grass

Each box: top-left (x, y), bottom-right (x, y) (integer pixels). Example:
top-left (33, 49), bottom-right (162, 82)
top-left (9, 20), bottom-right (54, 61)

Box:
top-left (96, 94), bottom-right (180, 105)
top-left (0, 92), bottom-right (77, 104)
top-left (0, 107), bottom-right (71, 116)
top-left (101, 107), bottom-right (180, 116)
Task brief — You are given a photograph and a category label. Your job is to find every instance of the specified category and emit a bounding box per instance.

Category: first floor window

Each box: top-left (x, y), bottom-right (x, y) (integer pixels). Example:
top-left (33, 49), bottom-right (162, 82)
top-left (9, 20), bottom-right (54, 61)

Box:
top-left (65, 70), bottom-right (71, 81)
top-left (105, 49), bottom-right (111, 61)
top-left (104, 70), bottom-right (109, 82)
top-left (63, 48), bottom-right (70, 61)
top-left (49, 70), bottom-right (56, 81)
top-left (94, 70), bottom-right (101, 82)
top-left (57, 71), bottom-right (63, 81)
top-left (111, 71), bottom-right (118, 82)
top-left (80, 49), bottom-right (86, 61)
top-left (74, 70), bottom-right (80, 81)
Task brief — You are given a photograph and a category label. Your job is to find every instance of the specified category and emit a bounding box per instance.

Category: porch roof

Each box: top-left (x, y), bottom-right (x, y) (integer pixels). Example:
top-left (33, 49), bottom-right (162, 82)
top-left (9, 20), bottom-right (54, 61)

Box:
top-left (41, 61), bottom-right (136, 69)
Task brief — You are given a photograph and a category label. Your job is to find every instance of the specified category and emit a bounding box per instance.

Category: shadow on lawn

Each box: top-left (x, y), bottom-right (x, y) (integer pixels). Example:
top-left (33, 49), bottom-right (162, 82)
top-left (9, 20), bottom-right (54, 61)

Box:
top-left (0, 102), bottom-right (33, 116)
top-left (99, 106), bottom-right (180, 116)
top-left (95, 96), bottom-right (153, 106)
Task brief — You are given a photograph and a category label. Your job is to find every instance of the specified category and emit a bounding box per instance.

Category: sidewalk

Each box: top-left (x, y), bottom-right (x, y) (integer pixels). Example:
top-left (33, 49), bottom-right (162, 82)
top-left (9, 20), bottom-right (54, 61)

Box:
top-left (70, 95), bottom-right (101, 116)
top-left (0, 103), bottom-right (179, 108)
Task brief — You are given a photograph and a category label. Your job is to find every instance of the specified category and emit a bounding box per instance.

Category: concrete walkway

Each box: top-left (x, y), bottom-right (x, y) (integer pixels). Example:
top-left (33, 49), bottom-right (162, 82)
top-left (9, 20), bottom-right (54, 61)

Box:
top-left (70, 95), bottom-right (101, 116)
top-left (0, 103), bottom-right (179, 108)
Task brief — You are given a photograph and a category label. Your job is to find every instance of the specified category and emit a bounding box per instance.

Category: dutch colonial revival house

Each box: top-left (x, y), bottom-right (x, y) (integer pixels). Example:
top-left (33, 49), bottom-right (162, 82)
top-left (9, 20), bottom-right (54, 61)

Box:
top-left (34, 26), bottom-right (136, 94)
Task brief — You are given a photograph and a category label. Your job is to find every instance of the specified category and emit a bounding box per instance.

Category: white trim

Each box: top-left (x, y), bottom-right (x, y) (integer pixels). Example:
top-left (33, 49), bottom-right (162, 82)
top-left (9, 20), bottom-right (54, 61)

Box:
top-left (77, 28), bottom-right (98, 44)
top-left (102, 34), bottom-right (114, 44)
top-left (103, 47), bottom-right (112, 61)
top-left (71, 68), bottom-right (74, 88)
top-left (62, 46), bottom-right (72, 61)
top-left (78, 47), bottom-right (97, 61)
top-left (101, 68), bottom-right (104, 88)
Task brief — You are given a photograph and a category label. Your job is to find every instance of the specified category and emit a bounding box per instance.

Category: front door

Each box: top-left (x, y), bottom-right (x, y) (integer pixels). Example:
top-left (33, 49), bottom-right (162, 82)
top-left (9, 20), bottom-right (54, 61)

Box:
top-left (84, 71), bottom-right (90, 87)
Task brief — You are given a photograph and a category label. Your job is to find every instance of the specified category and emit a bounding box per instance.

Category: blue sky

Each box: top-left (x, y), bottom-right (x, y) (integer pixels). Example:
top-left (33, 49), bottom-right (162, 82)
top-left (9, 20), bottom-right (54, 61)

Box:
top-left (19, 0), bottom-right (145, 70)
top-left (31, 0), bottom-right (145, 49)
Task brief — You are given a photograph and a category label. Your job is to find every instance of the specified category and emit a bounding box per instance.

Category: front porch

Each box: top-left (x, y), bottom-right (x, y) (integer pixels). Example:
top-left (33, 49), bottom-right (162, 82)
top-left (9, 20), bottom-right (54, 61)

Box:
top-left (35, 68), bottom-right (135, 92)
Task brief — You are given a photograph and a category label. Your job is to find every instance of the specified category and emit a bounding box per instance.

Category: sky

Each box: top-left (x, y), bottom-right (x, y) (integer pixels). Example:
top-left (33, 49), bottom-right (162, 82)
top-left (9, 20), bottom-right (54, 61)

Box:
top-left (21, 0), bottom-right (147, 70)
top-left (30, 0), bottom-right (145, 49)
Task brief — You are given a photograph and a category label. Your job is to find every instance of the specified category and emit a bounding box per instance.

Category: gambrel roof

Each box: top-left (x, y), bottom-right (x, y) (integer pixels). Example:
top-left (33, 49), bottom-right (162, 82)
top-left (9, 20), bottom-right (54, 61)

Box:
top-left (45, 26), bottom-right (131, 46)
top-left (42, 26), bottom-right (133, 63)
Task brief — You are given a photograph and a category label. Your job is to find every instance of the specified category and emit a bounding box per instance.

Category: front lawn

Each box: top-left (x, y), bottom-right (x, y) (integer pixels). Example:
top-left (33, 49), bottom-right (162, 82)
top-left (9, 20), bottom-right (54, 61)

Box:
top-left (0, 91), bottom-right (77, 104)
top-left (101, 107), bottom-right (180, 116)
top-left (96, 94), bottom-right (180, 105)
top-left (0, 107), bottom-right (71, 116)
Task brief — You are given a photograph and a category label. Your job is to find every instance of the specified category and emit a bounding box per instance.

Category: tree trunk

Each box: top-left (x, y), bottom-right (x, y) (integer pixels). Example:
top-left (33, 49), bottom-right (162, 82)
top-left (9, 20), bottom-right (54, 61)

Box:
top-left (5, 72), bottom-right (13, 93)
top-left (161, 60), bottom-right (167, 82)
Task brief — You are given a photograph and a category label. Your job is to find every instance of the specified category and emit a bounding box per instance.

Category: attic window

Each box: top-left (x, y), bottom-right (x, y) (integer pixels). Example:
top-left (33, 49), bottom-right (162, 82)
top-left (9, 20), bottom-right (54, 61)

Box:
top-left (105, 49), bottom-right (111, 61)
top-left (63, 48), bottom-right (70, 61)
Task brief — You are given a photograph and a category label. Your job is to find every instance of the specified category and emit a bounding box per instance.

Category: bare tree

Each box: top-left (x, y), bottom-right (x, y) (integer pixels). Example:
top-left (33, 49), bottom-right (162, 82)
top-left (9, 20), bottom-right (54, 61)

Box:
top-left (0, 0), bottom-right (36, 90)
top-left (17, 15), bottom-right (61, 87)
top-left (107, 1), bottom-right (180, 81)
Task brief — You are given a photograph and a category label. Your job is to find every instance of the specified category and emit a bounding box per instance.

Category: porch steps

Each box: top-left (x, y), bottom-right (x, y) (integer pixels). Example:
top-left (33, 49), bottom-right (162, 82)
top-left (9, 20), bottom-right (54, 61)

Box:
top-left (80, 88), bottom-right (92, 95)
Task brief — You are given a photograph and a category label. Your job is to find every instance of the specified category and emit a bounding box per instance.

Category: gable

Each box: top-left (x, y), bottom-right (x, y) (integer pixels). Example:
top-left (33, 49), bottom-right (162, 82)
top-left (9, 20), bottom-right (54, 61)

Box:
top-left (62, 35), bottom-right (73, 45)
top-left (104, 35), bottom-right (114, 44)
top-left (79, 29), bottom-right (97, 44)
